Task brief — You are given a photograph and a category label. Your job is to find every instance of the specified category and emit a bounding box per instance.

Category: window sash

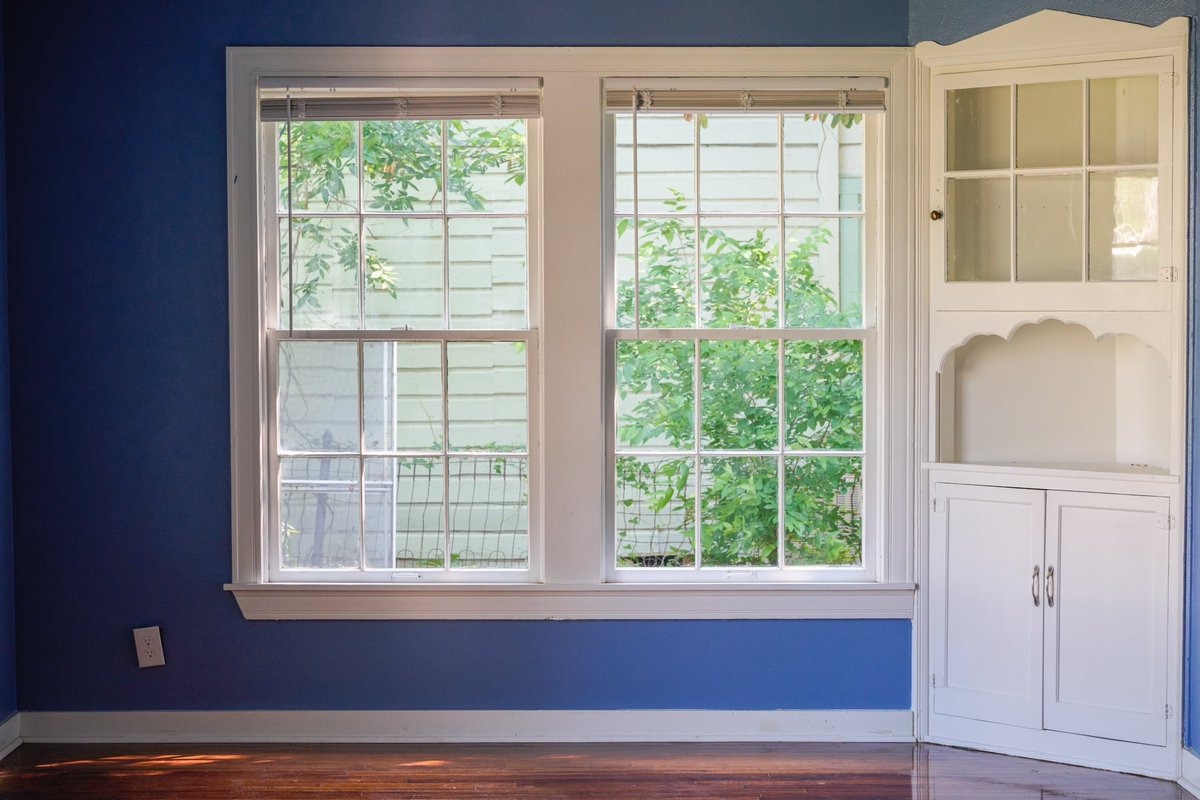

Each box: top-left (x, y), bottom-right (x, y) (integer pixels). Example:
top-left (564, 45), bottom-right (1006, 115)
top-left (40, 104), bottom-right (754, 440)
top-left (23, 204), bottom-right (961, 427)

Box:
top-left (260, 112), bottom-right (543, 582)
top-left (602, 107), bottom-right (881, 581)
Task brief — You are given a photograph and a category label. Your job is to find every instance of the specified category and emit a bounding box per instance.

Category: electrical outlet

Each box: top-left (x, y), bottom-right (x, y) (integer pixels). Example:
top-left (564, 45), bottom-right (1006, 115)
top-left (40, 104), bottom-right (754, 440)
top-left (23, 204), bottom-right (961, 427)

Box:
top-left (132, 626), bottom-right (166, 668)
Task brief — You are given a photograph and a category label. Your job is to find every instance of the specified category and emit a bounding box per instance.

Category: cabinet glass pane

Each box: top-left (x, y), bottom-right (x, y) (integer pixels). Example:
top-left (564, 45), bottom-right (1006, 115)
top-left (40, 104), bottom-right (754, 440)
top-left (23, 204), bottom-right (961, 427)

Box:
top-left (947, 177), bottom-right (1010, 282)
top-left (1017, 81), bottom-right (1082, 168)
top-left (1089, 171), bottom-right (1158, 281)
top-left (1016, 174), bottom-right (1083, 281)
top-left (1090, 76), bottom-right (1158, 166)
top-left (947, 86), bottom-right (1010, 171)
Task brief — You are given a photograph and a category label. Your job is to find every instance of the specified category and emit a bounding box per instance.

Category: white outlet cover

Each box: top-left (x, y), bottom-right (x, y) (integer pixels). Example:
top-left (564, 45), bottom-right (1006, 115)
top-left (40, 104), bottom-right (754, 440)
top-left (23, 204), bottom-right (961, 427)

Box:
top-left (132, 626), bottom-right (166, 668)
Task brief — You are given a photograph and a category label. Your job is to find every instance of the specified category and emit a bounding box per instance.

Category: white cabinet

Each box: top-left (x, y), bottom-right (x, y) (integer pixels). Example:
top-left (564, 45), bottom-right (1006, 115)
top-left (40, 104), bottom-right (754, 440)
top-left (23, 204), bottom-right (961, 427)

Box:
top-left (930, 482), bottom-right (1169, 748)
top-left (929, 484), bottom-right (1044, 729)
top-left (1043, 491), bottom-right (1169, 746)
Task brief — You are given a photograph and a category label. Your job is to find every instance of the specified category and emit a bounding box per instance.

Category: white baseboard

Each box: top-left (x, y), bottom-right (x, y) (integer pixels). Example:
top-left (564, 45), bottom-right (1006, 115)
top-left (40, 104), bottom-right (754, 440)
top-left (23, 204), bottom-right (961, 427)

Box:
top-left (17, 709), bottom-right (914, 744)
top-left (1179, 748), bottom-right (1200, 799)
top-left (0, 713), bottom-right (19, 760)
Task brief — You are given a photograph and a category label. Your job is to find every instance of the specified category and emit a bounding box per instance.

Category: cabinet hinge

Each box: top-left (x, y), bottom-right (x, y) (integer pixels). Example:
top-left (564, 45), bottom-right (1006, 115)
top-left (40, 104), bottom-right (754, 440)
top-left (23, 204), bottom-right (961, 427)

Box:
top-left (930, 674), bottom-right (937, 688)
top-left (1159, 266), bottom-right (1178, 282)
top-left (1157, 514), bottom-right (1175, 532)
top-left (931, 498), bottom-right (945, 514)
top-left (1165, 704), bottom-right (1173, 720)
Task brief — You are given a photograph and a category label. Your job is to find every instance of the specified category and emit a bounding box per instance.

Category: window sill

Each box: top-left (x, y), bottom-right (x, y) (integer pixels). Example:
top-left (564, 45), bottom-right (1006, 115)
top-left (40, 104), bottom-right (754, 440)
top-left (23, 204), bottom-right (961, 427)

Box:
top-left (224, 581), bottom-right (916, 620)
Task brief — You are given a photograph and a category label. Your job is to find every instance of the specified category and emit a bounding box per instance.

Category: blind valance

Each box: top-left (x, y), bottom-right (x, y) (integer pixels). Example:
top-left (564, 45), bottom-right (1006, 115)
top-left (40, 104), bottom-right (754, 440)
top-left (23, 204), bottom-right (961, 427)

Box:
top-left (260, 78), bottom-right (543, 121)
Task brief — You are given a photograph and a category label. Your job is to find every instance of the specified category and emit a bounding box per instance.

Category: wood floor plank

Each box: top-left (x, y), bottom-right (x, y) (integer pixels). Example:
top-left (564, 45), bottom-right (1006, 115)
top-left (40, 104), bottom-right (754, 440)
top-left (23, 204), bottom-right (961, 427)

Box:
top-left (0, 742), bottom-right (1183, 799)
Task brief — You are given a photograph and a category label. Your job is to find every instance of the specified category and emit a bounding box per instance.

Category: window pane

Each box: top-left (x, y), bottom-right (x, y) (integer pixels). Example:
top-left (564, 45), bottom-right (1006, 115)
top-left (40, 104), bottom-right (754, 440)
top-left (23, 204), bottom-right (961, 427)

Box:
top-left (784, 114), bottom-right (865, 213)
top-left (280, 457), bottom-right (361, 569)
top-left (784, 456), bottom-right (862, 567)
top-left (946, 177), bottom-right (1011, 282)
top-left (363, 342), bottom-right (442, 452)
top-left (278, 121), bottom-right (358, 213)
top-left (447, 342), bottom-right (527, 452)
top-left (1016, 81), bottom-right (1082, 168)
top-left (1090, 76), bottom-right (1158, 166)
top-left (614, 113), bottom-right (697, 214)
top-left (449, 217), bottom-right (527, 329)
top-left (363, 120), bottom-right (442, 212)
top-left (364, 457), bottom-right (444, 569)
top-left (785, 340), bottom-right (863, 451)
top-left (700, 115), bottom-right (778, 212)
top-left (700, 216), bottom-right (778, 328)
top-left (785, 217), bottom-right (863, 327)
top-left (616, 341), bottom-right (694, 451)
top-left (615, 456), bottom-right (695, 567)
top-left (446, 119), bottom-right (527, 213)
top-left (1088, 171), bottom-right (1158, 281)
top-left (700, 456), bottom-right (777, 567)
top-left (448, 456), bottom-right (528, 569)
top-left (279, 217), bottom-right (360, 330)
top-left (362, 217), bottom-right (443, 329)
top-left (1016, 174), bottom-right (1083, 281)
top-left (278, 341), bottom-right (358, 453)
top-left (617, 216), bottom-right (697, 329)
top-left (946, 86), bottom-right (1010, 171)
top-left (700, 340), bottom-right (777, 451)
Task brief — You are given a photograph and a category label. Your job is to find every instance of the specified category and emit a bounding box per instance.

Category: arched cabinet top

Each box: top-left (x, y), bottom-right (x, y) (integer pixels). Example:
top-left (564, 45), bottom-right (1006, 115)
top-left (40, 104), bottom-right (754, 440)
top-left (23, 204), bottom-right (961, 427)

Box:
top-left (915, 10), bottom-right (1187, 68)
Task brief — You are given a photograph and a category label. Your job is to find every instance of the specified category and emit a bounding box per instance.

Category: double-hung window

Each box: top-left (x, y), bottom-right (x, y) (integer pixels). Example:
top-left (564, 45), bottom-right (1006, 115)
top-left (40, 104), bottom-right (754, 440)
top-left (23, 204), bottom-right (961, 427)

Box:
top-left (227, 48), bottom-right (914, 618)
top-left (604, 82), bottom-right (885, 581)
top-left (261, 80), bottom-right (540, 582)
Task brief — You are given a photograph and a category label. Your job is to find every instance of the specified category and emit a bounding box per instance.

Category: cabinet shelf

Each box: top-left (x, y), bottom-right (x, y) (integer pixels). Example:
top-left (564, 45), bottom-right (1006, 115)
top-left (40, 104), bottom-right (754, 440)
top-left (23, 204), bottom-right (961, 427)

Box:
top-left (922, 460), bottom-right (1177, 484)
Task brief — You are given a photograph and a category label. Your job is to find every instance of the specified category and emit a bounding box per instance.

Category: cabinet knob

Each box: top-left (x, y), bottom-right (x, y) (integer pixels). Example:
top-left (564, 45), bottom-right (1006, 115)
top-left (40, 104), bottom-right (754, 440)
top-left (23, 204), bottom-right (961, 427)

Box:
top-left (930, 210), bottom-right (944, 221)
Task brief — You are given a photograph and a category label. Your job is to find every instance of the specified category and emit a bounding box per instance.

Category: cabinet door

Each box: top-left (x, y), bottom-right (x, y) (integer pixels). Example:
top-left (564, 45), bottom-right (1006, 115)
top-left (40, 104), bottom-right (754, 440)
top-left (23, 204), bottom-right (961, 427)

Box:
top-left (930, 483), bottom-right (1045, 728)
top-left (1043, 491), bottom-right (1169, 745)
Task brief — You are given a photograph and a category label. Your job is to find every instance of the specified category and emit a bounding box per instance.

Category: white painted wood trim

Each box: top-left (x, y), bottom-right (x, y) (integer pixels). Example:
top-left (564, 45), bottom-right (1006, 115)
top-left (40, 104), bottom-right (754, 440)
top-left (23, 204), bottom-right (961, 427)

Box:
top-left (1178, 748), bottom-right (1200, 798)
top-left (914, 11), bottom-right (1187, 68)
top-left (17, 710), bottom-right (914, 744)
top-left (927, 714), bottom-right (1176, 779)
top-left (0, 714), bottom-right (20, 761)
top-left (226, 582), bottom-right (915, 619)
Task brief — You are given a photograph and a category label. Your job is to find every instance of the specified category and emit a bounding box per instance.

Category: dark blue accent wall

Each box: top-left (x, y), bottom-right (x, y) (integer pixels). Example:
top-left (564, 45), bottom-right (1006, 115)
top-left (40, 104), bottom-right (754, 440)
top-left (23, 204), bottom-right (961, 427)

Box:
top-left (0, 7), bottom-right (16, 723)
top-left (910, 0), bottom-right (1200, 755)
top-left (1, 1), bottom-right (912, 713)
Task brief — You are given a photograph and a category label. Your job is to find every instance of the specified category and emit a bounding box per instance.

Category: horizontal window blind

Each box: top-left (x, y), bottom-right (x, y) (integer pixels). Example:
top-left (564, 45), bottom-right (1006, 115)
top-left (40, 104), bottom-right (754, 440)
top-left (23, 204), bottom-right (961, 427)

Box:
top-left (261, 84), bottom-right (542, 121)
top-left (604, 85), bottom-right (885, 114)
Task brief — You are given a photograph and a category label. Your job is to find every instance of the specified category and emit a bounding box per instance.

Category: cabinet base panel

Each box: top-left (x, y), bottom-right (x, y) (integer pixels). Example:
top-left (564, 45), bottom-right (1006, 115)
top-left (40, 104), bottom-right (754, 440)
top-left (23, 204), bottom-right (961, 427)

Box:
top-left (927, 714), bottom-right (1176, 779)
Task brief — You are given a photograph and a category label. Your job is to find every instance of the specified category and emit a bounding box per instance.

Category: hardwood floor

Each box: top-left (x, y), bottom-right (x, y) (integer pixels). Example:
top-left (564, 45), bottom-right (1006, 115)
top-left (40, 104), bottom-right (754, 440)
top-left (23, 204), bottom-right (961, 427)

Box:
top-left (0, 741), bottom-right (1184, 798)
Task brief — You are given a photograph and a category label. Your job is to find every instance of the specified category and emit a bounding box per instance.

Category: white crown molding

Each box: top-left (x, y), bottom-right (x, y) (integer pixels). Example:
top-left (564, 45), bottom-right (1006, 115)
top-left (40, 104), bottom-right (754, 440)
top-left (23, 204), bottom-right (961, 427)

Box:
top-left (915, 11), bottom-right (1188, 70)
top-left (17, 709), bottom-right (914, 744)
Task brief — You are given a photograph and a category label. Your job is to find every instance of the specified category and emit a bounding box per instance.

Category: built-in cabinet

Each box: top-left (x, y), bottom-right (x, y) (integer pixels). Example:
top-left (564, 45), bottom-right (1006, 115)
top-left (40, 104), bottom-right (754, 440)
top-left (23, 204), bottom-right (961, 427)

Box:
top-left (930, 481), bottom-right (1170, 747)
top-left (918, 11), bottom-right (1187, 778)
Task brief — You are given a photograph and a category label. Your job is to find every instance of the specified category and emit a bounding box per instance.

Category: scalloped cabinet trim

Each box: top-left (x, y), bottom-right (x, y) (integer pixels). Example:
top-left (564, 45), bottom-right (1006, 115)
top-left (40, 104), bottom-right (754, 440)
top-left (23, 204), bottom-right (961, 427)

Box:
top-left (931, 313), bottom-right (1172, 371)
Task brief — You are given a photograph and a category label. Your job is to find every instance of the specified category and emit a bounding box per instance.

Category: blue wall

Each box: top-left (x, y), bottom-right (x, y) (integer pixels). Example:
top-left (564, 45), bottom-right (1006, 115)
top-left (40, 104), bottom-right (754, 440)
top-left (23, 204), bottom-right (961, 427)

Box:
top-left (1, 1), bottom-right (911, 713)
top-left (0, 8), bottom-right (16, 723)
top-left (910, 0), bottom-right (1200, 754)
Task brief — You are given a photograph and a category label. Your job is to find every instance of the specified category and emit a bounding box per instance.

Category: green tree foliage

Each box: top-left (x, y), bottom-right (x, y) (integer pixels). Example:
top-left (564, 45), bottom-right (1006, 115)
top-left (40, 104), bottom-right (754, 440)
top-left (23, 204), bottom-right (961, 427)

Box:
top-left (278, 119), bottom-right (525, 312)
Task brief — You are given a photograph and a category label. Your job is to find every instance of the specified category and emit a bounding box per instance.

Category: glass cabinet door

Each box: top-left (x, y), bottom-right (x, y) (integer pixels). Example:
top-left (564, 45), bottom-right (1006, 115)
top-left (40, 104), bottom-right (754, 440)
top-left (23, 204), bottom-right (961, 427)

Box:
top-left (941, 70), bottom-right (1161, 285)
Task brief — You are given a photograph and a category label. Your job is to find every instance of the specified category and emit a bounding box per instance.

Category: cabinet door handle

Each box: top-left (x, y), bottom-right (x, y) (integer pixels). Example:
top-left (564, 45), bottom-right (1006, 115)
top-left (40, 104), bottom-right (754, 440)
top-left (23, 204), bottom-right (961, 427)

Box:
top-left (1046, 565), bottom-right (1055, 608)
top-left (1032, 565), bottom-right (1040, 607)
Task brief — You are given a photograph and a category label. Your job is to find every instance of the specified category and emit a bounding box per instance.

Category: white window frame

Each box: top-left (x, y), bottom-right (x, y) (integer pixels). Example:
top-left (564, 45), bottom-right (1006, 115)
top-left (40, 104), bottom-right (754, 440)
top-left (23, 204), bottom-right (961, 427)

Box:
top-left (226, 46), bottom-right (915, 619)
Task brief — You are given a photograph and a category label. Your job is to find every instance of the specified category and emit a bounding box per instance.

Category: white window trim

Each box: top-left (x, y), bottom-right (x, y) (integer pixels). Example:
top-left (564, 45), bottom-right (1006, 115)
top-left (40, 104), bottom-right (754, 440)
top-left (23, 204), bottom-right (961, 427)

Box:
top-left (226, 45), bottom-right (915, 620)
